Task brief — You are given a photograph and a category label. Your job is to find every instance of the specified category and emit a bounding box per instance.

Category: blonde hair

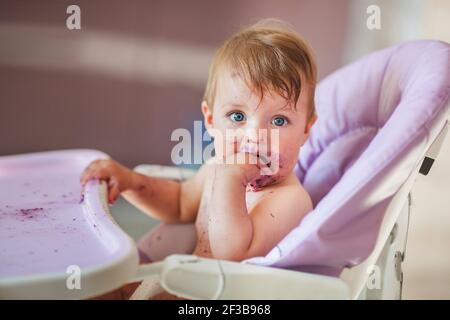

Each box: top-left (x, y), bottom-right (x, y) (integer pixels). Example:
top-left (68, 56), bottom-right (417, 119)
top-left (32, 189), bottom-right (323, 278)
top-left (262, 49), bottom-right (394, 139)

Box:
top-left (203, 19), bottom-right (317, 121)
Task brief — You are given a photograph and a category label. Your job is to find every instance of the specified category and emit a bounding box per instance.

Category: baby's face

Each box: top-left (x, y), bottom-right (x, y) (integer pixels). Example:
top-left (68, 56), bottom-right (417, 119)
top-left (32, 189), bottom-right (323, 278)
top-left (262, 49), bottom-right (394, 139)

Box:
top-left (202, 70), bottom-right (315, 188)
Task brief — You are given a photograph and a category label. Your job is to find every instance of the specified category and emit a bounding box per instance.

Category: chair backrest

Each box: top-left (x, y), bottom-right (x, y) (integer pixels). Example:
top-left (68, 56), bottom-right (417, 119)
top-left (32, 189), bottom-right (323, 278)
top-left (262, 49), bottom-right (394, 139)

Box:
top-left (341, 119), bottom-right (449, 299)
top-left (241, 40), bottom-right (450, 277)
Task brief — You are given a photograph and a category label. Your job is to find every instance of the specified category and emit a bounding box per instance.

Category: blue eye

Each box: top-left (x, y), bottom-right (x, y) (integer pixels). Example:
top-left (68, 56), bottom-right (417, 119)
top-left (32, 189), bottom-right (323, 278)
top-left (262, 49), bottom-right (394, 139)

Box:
top-left (272, 117), bottom-right (287, 126)
top-left (229, 112), bottom-right (246, 122)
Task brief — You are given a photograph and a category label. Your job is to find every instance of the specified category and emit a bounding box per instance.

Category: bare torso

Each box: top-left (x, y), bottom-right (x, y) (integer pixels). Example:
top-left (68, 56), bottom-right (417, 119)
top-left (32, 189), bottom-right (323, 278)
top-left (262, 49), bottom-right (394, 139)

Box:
top-left (192, 171), bottom-right (300, 258)
top-left (153, 171), bottom-right (305, 300)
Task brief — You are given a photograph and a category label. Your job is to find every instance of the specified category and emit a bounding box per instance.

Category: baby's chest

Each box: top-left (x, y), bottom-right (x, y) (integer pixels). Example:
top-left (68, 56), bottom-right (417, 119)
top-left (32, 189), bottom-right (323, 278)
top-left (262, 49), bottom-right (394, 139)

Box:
top-left (195, 193), bottom-right (210, 235)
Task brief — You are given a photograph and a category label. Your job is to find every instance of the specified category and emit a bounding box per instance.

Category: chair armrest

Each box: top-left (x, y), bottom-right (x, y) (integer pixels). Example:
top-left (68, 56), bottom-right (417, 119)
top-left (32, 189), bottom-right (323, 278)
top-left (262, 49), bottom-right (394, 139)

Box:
top-left (134, 164), bottom-right (197, 181)
top-left (420, 119), bottom-right (449, 175)
top-left (135, 254), bottom-right (350, 300)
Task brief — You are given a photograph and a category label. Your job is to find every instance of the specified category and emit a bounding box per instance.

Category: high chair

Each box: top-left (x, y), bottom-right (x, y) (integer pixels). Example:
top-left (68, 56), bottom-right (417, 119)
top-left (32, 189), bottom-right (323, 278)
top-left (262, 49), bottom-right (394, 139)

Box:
top-left (129, 39), bottom-right (450, 300)
top-left (0, 40), bottom-right (448, 300)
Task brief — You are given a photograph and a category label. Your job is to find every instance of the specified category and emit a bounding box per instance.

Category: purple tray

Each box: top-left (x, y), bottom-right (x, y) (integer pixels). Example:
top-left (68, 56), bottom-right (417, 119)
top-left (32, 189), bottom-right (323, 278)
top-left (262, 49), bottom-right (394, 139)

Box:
top-left (0, 149), bottom-right (139, 299)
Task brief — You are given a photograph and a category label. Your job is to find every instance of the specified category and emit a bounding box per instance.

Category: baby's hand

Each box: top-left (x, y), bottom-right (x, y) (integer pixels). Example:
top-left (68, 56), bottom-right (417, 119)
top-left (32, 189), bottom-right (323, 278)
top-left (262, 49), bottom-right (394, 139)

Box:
top-left (79, 159), bottom-right (133, 204)
top-left (216, 152), bottom-right (266, 184)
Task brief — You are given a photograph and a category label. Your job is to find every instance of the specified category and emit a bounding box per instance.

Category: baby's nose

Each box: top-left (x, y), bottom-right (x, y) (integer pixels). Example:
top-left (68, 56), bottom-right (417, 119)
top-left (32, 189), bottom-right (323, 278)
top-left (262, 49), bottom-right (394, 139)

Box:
top-left (243, 128), bottom-right (258, 144)
top-left (242, 127), bottom-right (269, 145)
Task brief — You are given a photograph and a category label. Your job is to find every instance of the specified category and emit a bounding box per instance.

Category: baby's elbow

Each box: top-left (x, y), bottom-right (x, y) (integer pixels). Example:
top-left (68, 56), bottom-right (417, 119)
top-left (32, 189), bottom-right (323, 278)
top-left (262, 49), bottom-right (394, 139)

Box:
top-left (211, 243), bottom-right (257, 262)
top-left (212, 251), bottom-right (244, 262)
top-left (178, 208), bottom-right (196, 224)
top-left (211, 245), bottom-right (248, 262)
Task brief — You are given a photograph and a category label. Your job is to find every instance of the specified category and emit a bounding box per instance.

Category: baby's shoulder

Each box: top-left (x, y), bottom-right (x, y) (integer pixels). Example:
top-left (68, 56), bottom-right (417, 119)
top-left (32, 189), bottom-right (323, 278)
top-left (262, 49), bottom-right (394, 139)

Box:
top-left (264, 176), bottom-right (313, 210)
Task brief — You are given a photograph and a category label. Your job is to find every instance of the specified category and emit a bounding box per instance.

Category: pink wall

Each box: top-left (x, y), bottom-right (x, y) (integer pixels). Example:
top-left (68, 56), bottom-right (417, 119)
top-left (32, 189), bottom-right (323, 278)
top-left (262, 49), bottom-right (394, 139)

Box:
top-left (0, 0), bottom-right (350, 166)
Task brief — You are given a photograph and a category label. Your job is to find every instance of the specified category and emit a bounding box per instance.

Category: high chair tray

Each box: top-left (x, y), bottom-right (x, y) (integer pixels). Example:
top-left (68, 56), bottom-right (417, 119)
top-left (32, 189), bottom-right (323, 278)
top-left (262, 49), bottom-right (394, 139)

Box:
top-left (0, 149), bottom-right (139, 299)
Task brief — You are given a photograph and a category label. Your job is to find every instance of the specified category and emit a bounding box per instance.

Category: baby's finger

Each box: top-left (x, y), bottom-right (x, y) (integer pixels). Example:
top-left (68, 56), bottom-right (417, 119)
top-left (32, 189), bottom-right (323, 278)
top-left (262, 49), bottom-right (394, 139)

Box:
top-left (108, 177), bottom-right (120, 204)
top-left (229, 151), bottom-right (259, 165)
top-left (80, 162), bottom-right (99, 182)
top-left (80, 169), bottom-right (94, 185)
top-left (80, 169), bottom-right (100, 186)
top-left (83, 167), bottom-right (113, 185)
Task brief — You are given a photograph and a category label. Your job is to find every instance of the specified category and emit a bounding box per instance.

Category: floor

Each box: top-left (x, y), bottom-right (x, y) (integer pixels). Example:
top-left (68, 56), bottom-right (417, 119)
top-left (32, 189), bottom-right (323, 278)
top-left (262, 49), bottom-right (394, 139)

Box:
top-left (110, 135), bottom-right (450, 299)
top-left (110, 198), bottom-right (158, 242)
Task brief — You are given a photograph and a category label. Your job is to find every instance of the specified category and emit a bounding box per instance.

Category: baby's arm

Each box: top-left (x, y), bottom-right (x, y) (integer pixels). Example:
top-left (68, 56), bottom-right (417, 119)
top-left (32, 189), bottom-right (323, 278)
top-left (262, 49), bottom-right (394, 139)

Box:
top-left (122, 164), bottom-right (208, 223)
top-left (208, 160), bottom-right (312, 261)
top-left (80, 159), bottom-right (207, 224)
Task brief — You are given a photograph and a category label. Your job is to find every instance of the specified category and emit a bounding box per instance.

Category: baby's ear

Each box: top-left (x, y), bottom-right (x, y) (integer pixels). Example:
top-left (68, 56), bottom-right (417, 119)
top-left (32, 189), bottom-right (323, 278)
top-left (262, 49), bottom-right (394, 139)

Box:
top-left (201, 101), bottom-right (214, 131)
top-left (304, 113), bottom-right (317, 135)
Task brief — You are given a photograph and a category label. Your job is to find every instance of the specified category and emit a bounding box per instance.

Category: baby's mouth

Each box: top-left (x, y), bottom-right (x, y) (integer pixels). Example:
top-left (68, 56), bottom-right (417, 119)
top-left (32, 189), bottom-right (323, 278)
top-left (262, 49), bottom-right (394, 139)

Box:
top-left (239, 144), bottom-right (270, 164)
top-left (239, 144), bottom-right (280, 174)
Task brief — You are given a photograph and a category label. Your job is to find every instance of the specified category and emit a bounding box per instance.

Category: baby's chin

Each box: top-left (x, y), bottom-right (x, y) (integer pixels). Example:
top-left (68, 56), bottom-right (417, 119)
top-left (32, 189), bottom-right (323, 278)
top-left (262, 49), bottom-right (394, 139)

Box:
top-left (247, 166), bottom-right (290, 191)
top-left (247, 174), bottom-right (281, 191)
top-left (246, 152), bottom-right (299, 191)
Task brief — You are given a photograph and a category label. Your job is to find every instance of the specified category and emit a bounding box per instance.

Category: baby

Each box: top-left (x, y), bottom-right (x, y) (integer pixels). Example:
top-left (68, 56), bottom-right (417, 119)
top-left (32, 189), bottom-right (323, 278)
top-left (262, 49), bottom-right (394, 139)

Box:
top-left (80, 19), bottom-right (317, 299)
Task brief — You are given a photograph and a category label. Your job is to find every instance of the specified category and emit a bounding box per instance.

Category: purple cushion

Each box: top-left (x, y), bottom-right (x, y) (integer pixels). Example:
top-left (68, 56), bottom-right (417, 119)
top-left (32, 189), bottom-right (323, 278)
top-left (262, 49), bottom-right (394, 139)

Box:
top-left (243, 40), bottom-right (450, 275)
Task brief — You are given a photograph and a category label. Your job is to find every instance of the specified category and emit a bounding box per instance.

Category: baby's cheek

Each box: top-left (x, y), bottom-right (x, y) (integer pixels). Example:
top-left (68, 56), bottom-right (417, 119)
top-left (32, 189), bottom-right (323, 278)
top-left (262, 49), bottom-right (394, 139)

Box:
top-left (277, 147), bottom-right (299, 169)
top-left (213, 140), bottom-right (238, 159)
top-left (260, 152), bottom-right (297, 183)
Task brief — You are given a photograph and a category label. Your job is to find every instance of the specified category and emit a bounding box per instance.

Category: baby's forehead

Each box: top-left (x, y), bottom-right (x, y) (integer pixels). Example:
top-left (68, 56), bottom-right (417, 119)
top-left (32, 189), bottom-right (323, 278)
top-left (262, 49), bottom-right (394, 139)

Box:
top-left (216, 73), bottom-right (298, 111)
top-left (216, 72), bottom-right (281, 101)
